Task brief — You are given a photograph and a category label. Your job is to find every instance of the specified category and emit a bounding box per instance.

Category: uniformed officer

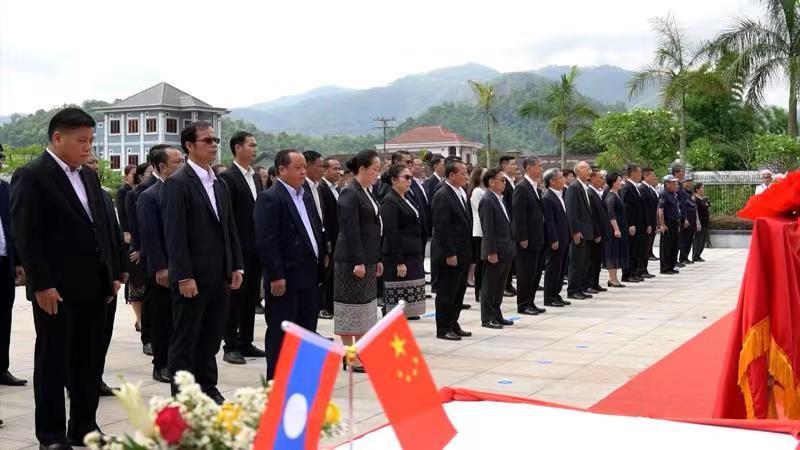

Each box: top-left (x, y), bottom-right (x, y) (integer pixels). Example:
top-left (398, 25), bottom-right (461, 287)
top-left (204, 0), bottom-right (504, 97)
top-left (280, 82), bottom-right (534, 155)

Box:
top-left (658, 175), bottom-right (681, 274)
top-left (678, 176), bottom-right (697, 265)
top-left (671, 165), bottom-right (689, 268)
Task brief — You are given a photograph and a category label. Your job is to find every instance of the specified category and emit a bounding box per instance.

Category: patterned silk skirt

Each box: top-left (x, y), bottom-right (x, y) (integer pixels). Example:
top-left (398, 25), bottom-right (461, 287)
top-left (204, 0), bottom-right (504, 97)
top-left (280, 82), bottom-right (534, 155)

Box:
top-left (333, 262), bottom-right (378, 336)
top-left (383, 254), bottom-right (426, 317)
top-left (125, 259), bottom-right (148, 303)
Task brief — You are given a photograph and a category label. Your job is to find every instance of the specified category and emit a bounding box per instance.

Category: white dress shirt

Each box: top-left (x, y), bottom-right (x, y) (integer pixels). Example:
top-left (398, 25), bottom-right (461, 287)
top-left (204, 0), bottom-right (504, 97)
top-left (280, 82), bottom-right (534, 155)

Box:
top-left (305, 177), bottom-right (324, 223)
top-left (755, 183), bottom-right (770, 195)
top-left (446, 181), bottom-right (467, 209)
top-left (502, 172), bottom-right (516, 189)
top-left (470, 187), bottom-right (486, 237)
top-left (524, 175), bottom-right (540, 199)
top-left (234, 161), bottom-right (257, 200)
top-left (414, 177), bottom-right (428, 203)
top-left (323, 177), bottom-right (340, 201)
top-left (578, 179), bottom-right (592, 210)
top-left (494, 191), bottom-right (510, 222)
top-left (47, 148), bottom-right (92, 221)
top-left (549, 187), bottom-right (566, 212)
top-left (364, 185), bottom-right (383, 236)
top-left (278, 178), bottom-right (319, 258)
top-left (0, 216), bottom-right (6, 257)
top-left (187, 158), bottom-right (219, 220)
top-left (402, 194), bottom-right (420, 218)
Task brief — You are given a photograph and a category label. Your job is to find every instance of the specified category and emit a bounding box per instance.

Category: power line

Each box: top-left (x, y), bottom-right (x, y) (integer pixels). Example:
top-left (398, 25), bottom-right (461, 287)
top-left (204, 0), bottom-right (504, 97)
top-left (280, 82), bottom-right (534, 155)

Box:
top-left (373, 116), bottom-right (396, 152)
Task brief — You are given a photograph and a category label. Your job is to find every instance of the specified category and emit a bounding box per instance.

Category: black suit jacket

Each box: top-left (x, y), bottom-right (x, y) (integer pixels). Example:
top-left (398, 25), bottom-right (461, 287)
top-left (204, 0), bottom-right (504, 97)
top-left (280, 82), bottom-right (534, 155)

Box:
top-left (11, 151), bottom-right (123, 302)
top-left (542, 189), bottom-right (570, 247)
top-left (621, 180), bottom-right (647, 236)
top-left (381, 189), bottom-right (424, 266)
top-left (408, 179), bottom-right (431, 239)
top-left (430, 183), bottom-right (472, 263)
top-left (334, 183), bottom-right (382, 265)
top-left (219, 164), bottom-right (264, 258)
top-left (423, 175), bottom-right (443, 202)
top-left (565, 180), bottom-right (595, 240)
top-left (641, 184), bottom-right (659, 230)
top-left (125, 175), bottom-right (158, 253)
top-left (318, 179), bottom-right (339, 254)
top-left (102, 189), bottom-right (128, 279)
top-left (116, 183), bottom-right (132, 233)
top-left (479, 192), bottom-right (515, 262)
top-left (137, 180), bottom-right (168, 275)
top-left (588, 188), bottom-right (610, 242)
top-left (502, 176), bottom-right (514, 219)
top-left (0, 181), bottom-right (17, 277)
top-left (512, 178), bottom-right (545, 250)
top-left (255, 181), bottom-right (325, 284)
top-left (161, 163), bottom-right (244, 285)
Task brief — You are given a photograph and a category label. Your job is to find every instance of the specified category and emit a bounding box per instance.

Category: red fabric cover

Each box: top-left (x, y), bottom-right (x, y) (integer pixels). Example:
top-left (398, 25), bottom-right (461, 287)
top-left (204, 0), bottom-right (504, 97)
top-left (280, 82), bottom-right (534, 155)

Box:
top-left (738, 170), bottom-right (800, 220)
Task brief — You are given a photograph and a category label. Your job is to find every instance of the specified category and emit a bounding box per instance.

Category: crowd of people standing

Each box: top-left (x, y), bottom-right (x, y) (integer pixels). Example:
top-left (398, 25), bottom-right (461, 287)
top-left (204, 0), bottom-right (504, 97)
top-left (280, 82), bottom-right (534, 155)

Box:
top-left (0, 107), bottom-right (714, 449)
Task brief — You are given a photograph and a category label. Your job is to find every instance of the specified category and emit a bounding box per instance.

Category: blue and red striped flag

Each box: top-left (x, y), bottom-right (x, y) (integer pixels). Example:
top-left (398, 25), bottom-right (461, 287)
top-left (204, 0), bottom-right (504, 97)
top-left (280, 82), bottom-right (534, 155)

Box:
top-left (254, 321), bottom-right (344, 450)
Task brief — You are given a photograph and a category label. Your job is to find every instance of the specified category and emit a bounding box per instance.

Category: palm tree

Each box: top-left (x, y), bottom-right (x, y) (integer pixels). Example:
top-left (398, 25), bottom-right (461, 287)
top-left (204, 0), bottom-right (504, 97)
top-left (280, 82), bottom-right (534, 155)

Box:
top-left (629, 14), bottom-right (703, 163)
top-left (468, 80), bottom-right (497, 167)
top-left (519, 66), bottom-right (596, 168)
top-left (716, 0), bottom-right (800, 137)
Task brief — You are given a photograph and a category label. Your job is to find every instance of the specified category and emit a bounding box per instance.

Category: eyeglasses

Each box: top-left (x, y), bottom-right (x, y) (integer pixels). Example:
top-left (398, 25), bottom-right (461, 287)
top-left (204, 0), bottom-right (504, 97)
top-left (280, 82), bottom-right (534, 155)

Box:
top-left (195, 137), bottom-right (221, 145)
top-left (401, 175), bottom-right (413, 181)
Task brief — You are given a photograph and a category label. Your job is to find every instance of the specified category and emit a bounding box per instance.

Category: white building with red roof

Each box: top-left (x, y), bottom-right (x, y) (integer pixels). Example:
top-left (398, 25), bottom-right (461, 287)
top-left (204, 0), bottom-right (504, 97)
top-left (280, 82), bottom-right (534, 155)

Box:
top-left (378, 125), bottom-right (483, 165)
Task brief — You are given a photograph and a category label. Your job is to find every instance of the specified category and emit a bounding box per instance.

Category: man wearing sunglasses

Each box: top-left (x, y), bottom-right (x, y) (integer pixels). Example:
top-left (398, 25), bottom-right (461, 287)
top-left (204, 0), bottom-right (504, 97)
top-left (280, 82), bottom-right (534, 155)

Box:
top-left (162, 122), bottom-right (244, 404)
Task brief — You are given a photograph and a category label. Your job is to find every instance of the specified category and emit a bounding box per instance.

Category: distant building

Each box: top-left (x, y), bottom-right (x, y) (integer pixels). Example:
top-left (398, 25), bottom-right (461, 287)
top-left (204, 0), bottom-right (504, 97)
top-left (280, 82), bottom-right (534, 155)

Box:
top-left (378, 126), bottom-right (483, 165)
top-left (538, 154), bottom-right (598, 169)
top-left (95, 82), bottom-right (228, 170)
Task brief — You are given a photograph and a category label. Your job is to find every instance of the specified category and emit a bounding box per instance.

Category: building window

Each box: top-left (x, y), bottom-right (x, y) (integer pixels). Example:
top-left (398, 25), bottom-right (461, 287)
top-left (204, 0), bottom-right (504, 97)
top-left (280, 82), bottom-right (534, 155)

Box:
top-left (128, 118), bottom-right (139, 134)
top-left (166, 118), bottom-right (178, 134)
top-left (110, 155), bottom-right (121, 169)
top-left (448, 146), bottom-right (457, 156)
top-left (109, 119), bottom-right (120, 135)
top-left (145, 118), bottom-right (157, 133)
top-left (128, 154), bottom-right (139, 166)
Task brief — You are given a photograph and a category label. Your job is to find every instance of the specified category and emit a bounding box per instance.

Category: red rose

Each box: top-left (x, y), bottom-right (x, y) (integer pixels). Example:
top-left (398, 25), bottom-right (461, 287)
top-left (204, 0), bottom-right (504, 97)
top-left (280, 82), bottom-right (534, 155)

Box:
top-left (155, 406), bottom-right (188, 444)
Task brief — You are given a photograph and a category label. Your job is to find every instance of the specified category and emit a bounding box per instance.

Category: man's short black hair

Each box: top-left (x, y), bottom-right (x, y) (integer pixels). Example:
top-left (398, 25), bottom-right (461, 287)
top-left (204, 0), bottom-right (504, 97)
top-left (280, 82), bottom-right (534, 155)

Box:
top-left (483, 168), bottom-right (502, 188)
top-left (642, 167), bottom-right (655, 177)
top-left (430, 154), bottom-right (445, 167)
top-left (180, 121), bottom-right (213, 154)
top-left (48, 107), bottom-right (95, 141)
top-left (444, 158), bottom-right (465, 179)
top-left (275, 149), bottom-right (301, 169)
top-left (322, 157), bottom-right (339, 168)
top-left (499, 155), bottom-right (516, 167)
top-left (671, 164), bottom-right (685, 175)
top-left (391, 150), bottom-right (411, 164)
top-left (149, 144), bottom-right (178, 171)
top-left (229, 131), bottom-right (254, 155)
top-left (626, 163), bottom-right (641, 176)
top-left (303, 150), bottom-right (323, 165)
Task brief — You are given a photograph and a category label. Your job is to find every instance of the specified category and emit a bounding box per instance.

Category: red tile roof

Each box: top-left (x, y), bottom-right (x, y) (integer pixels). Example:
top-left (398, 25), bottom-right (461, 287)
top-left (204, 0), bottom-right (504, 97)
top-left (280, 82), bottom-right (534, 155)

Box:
top-left (387, 126), bottom-right (480, 145)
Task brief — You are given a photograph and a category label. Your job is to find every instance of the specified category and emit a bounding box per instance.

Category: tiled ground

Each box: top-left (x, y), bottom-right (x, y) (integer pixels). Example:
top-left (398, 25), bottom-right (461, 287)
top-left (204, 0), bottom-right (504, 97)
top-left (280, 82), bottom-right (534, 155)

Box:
top-left (0, 248), bottom-right (746, 449)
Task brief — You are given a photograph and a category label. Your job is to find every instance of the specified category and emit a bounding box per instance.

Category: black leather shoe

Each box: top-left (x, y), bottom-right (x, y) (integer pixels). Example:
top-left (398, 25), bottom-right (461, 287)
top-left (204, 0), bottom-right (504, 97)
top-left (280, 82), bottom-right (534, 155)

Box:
top-left (608, 281), bottom-right (626, 288)
top-left (454, 328), bottom-right (472, 337)
top-left (538, 285), bottom-right (545, 290)
top-left (559, 299), bottom-right (572, 306)
top-left (544, 300), bottom-right (564, 307)
top-left (42, 443), bottom-right (73, 449)
top-left (255, 303), bottom-right (265, 314)
top-left (641, 273), bottom-right (655, 279)
top-left (621, 277), bottom-right (640, 283)
top-left (99, 381), bottom-right (116, 397)
top-left (580, 292), bottom-right (594, 298)
top-left (567, 293), bottom-right (587, 300)
top-left (437, 331), bottom-right (461, 341)
top-left (142, 343), bottom-right (153, 356)
top-left (660, 269), bottom-right (679, 275)
top-left (153, 368), bottom-right (171, 383)
top-left (482, 321), bottom-right (504, 329)
top-left (204, 387), bottom-right (225, 405)
top-left (649, 255), bottom-right (659, 261)
top-left (633, 276), bottom-right (645, 282)
top-left (240, 345), bottom-right (267, 358)
top-left (518, 307), bottom-right (540, 315)
top-left (505, 285), bottom-right (517, 295)
top-left (499, 318), bottom-right (514, 326)
top-left (318, 310), bottom-right (333, 319)
top-left (460, 304), bottom-right (472, 310)
top-left (592, 286), bottom-right (608, 292)
top-left (534, 306), bottom-right (546, 313)
top-left (676, 262), bottom-right (686, 268)
top-left (407, 316), bottom-right (420, 320)
top-left (584, 288), bottom-right (600, 294)
top-left (223, 351), bottom-right (246, 365)
top-left (680, 259), bottom-right (694, 265)
top-left (0, 370), bottom-right (27, 386)
top-left (693, 258), bottom-right (706, 263)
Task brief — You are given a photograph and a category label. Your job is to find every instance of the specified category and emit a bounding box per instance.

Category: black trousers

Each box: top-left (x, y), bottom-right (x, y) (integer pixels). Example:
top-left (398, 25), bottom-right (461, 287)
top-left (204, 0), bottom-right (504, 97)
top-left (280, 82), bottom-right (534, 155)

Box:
top-left (0, 260), bottom-right (15, 373)
top-left (648, 232), bottom-right (657, 257)
top-left (224, 253), bottom-right (262, 353)
top-left (321, 244), bottom-right (335, 314)
top-left (660, 220), bottom-right (680, 272)
top-left (505, 261), bottom-right (516, 290)
top-left (168, 281), bottom-right (229, 394)
top-left (265, 270), bottom-right (320, 380)
top-left (33, 295), bottom-right (106, 445)
top-left (693, 225), bottom-right (708, 261)
top-left (679, 221), bottom-right (696, 262)
top-left (516, 248), bottom-right (544, 310)
top-left (472, 237), bottom-right (484, 302)
top-left (481, 259), bottom-right (512, 323)
top-left (147, 282), bottom-right (172, 371)
top-left (434, 258), bottom-right (469, 335)
top-left (544, 243), bottom-right (568, 300)
top-left (567, 239), bottom-right (590, 295)
top-left (623, 232), bottom-right (639, 279)
top-left (584, 241), bottom-right (602, 290)
top-left (636, 234), bottom-right (651, 275)
top-left (99, 297), bottom-right (116, 379)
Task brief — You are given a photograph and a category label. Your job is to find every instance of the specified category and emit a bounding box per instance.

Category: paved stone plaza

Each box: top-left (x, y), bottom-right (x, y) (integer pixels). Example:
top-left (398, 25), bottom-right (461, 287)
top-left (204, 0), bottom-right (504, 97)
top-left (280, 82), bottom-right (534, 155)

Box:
top-left (0, 248), bottom-right (746, 449)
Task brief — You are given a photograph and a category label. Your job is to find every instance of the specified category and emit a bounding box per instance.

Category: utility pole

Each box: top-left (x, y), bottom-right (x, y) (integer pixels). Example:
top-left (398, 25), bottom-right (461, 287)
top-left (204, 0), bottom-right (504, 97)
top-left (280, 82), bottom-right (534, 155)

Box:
top-left (373, 116), bottom-right (396, 153)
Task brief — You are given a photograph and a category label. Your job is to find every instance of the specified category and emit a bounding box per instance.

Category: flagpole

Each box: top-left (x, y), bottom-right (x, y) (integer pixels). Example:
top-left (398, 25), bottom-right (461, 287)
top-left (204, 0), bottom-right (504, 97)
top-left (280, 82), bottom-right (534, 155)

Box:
top-left (344, 344), bottom-right (356, 450)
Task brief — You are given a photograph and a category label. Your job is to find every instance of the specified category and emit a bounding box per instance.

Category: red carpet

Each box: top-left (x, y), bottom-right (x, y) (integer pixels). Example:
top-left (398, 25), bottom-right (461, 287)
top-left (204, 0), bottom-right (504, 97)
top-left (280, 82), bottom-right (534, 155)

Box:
top-left (589, 312), bottom-right (735, 418)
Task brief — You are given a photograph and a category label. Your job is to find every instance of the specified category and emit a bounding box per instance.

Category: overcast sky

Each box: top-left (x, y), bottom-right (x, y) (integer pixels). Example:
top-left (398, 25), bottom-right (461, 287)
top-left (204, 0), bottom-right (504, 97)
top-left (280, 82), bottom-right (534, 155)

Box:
top-left (0, 0), bottom-right (787, 116)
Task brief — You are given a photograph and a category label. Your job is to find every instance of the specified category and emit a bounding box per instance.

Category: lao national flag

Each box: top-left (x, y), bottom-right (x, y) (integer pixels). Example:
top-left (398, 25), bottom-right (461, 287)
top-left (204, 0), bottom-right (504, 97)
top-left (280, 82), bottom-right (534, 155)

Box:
top-left (358, 305), bottom-right (456, 450)
top-left (254, 321), bottom-right (344, 450)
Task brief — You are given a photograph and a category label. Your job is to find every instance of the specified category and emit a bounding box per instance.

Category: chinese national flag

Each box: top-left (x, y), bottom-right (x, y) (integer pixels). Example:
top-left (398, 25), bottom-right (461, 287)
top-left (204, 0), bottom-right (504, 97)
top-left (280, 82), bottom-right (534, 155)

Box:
top-left (358, 306), bottom-right (456, 449)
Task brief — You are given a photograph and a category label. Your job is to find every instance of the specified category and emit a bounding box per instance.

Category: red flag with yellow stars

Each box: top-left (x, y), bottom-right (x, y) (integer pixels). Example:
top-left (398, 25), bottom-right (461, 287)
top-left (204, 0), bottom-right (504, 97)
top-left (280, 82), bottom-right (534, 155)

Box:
top-left (357, 305), bottom-right (456, 449)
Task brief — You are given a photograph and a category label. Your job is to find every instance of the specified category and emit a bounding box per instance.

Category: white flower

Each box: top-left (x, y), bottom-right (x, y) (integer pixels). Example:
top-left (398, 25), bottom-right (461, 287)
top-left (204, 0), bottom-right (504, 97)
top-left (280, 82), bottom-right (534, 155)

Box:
top-left (174, 370), bottom-right (195, 388)
top-left (114, 380), bottom-right (155, 438)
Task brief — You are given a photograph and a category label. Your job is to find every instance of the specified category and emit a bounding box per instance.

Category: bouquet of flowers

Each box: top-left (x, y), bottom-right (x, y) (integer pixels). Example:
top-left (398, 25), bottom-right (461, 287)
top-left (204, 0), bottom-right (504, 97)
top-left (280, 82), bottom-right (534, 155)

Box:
top-left (85, 371), bottom-right (342, 449)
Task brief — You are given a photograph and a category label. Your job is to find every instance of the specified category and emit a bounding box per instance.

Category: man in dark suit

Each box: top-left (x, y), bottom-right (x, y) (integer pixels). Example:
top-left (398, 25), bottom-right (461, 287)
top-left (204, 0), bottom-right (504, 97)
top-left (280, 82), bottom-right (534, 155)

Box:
top-left (565, 161), bottom-right (596, 300)
top-left (586, 168), bottom-right (609, 293)
top-left (409, 158), bottom-right (431, 240)
top-left (0, 148), bottom-right (27, 387)
top-left (162, 121), bottom-right (244, 403)
top-left (137, 145), bottom-right (184, 383)
top-left (423, 154), bottom-right (446, 202)
top-left (318, 157), bottom-right (341, 320)
top-left (256, 149), bottom-right (326, 380)
top-left (11, 108), bottom-right (125, 448)
top-left (116, 165), bottom-right (136, 244)
top-left (218, 132), bottom-right (266, 365)
top-left (621, 164), bottom-right (650, 282)
top-left (542, 168), bottom-right (571, 308)
top-left (498, 155), bottom-right (519, 296)
top-left (642, 168), bottom-right (660, 261)
top-left (302, 150), bottom-right (333, 324)
top-left (512, 156), bottom-right (546, 316)
top-left (478, 168), bottom-right (516, 329)
top-left (431, 158), bottom-right (473, 341)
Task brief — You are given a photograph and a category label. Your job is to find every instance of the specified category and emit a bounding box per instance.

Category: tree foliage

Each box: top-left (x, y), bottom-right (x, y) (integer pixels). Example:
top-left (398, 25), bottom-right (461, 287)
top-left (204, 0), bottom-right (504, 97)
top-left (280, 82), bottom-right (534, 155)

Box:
top-left (593, 109), bottom-right (680, 173)
top-left (752, 133), bottom-right (800, 172)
